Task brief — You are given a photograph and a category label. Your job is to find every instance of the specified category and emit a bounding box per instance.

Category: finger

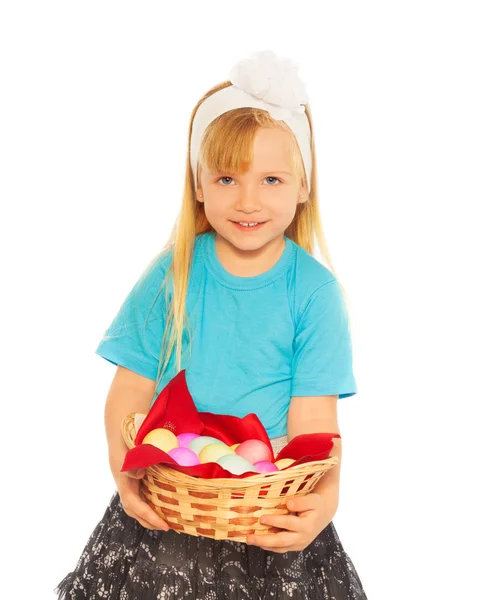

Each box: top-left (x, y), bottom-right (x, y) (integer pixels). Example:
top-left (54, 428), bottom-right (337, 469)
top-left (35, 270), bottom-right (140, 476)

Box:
top-left (248, 531), bottom-right (297, 550)
top-left (286, 493), bottom-right (322, 513)
top-left (124, 494), bottom-right (169, 531)
top-left (137, 507), bottom-right (169, 531)
top-left (132, 504), bottom-right (169, 531)
top-left (253, 543), bottom-right (295, 554)
top-left (260, 513), bottom-right (301, 532)
top-left (134, 514), bottom-right (164, 531)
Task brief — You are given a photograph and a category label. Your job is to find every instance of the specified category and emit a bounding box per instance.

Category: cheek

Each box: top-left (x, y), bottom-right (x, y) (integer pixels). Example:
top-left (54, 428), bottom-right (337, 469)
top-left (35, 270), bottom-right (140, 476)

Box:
top-left (268, 198), bottom-right (298, 219)
top-left (203, 199), bottom-right (227, 219)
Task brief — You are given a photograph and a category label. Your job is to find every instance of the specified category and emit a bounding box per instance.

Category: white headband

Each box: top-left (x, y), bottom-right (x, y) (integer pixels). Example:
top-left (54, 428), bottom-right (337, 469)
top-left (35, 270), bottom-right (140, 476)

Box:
top-left (190, 51), bottom-right (312, 192)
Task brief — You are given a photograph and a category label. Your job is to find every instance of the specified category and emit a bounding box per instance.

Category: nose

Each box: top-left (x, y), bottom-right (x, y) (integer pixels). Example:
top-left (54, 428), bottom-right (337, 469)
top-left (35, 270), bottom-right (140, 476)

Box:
top-left (234, 185), bottom-right (262, 213)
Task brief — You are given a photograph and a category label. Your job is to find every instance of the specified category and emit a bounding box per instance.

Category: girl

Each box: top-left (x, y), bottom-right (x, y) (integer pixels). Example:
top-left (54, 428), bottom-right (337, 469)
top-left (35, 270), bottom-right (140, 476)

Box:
top-left (55, 51), bottom-right (368, 599)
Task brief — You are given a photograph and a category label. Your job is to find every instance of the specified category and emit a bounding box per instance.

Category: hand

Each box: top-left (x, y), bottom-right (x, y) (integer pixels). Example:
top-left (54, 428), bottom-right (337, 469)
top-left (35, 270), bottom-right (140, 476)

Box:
top-left (247, 492), bottom-right (335, 553)
top-left (116, 467), bottom-right (170, 532)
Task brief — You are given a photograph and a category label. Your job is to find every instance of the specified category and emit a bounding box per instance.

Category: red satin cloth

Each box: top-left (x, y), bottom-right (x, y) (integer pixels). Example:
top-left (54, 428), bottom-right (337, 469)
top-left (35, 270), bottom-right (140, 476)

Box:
top-left (121, 369), bottom-right (340, 479)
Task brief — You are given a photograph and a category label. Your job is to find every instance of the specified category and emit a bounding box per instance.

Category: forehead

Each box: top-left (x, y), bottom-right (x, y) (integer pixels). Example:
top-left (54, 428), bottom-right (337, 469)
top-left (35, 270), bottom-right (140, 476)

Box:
top-left (250, 127), bottom-right (294, 167)
top-left (206, 127), bottom-right (295, 175)
top-left (198, 119), bottom-right (301, 181)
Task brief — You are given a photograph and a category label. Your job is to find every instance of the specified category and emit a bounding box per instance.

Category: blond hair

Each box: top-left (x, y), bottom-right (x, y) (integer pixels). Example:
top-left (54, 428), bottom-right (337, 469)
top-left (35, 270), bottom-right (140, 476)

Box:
top-left (138, 80), bottom-right (352, 396)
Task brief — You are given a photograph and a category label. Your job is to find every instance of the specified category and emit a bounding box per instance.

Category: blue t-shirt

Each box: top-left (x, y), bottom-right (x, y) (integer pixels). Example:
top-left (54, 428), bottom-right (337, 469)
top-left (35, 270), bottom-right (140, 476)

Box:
top-left (95, 231), bottom-right (357, 438)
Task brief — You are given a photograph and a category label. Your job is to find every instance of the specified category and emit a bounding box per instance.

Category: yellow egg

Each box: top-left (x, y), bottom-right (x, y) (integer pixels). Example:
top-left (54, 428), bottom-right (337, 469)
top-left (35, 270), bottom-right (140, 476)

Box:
top-left (274, 458), bottom-right (296, 470)
top-left (199, 443), bottom-right (235, 464)
top-left (142, 428), bottom-right (178, 453)
top-left (231, 443), bottom-right (240, 450)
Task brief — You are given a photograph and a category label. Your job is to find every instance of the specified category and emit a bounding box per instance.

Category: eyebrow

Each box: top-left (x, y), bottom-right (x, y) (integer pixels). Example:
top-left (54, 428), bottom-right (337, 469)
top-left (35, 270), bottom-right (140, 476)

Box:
top-left (211, 170), bottom-right (293, 176)
top-left (262, 171), bottom-right (293, 176)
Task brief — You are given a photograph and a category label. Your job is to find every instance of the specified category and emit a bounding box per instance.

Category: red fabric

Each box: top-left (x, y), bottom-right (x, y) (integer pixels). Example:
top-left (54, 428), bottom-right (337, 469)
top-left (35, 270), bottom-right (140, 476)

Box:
top-left (121, 369), bottom-right (341, 479)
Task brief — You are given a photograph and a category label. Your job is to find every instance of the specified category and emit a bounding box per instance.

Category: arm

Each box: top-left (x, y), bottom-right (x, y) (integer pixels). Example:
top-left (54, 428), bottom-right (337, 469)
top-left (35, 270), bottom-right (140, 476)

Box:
top-left (104, 365), bottom-right (170, 531)
top-left (287, 394), bottom-right (341, 512)
top-left (104, 365), bottom-right (156, 484)
top-left (247, 394), bottom-right (341, 550)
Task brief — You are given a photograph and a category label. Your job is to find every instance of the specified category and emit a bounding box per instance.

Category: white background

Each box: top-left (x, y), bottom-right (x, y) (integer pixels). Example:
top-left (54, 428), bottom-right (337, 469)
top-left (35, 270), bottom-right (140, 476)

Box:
top-left (2, 1), bottom-right (479, 599)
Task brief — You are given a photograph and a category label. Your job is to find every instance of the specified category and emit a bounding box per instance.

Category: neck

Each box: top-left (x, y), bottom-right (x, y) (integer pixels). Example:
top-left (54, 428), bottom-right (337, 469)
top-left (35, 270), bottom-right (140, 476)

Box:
top-left (214, 233), bottom-right (286, 277)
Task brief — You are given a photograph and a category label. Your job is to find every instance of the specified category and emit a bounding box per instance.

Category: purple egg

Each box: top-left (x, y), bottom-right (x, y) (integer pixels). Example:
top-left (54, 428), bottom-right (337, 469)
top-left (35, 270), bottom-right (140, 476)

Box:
top-left (177, 432), bottom-right (200, 447)
top-left (168, 447), bottom-right (200, 467)
top-left (254, 461), bottom-right (279, 473)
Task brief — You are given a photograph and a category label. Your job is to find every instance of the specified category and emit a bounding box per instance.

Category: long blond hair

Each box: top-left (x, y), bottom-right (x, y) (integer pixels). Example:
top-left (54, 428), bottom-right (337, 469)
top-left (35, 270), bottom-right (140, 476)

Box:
top-left (139, 80), bottom-right (352, 396)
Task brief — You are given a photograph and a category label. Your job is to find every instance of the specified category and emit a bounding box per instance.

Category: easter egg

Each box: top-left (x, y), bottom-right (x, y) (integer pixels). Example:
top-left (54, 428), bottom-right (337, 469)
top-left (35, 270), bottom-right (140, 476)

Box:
top-left (168, 447), bottom-right (200, 466)
top-left (189, 436), bottom-right (227, 455)
top-left (142, 428), bottom-right (178, 453)
top-left (177, 432), bottom-right (199, 447)
top-left (274, 458), bottom-right (296, 470)
top-left (254, 460), bottom-right (279, 473)
top-left (235, 439), bottom-right (272, 464)
top-left (230, 443), bottom-right (240, 451)
top-left (199, 443), bottom-right (235, 464)
top-left (216, 454), bottom-right (257, 475)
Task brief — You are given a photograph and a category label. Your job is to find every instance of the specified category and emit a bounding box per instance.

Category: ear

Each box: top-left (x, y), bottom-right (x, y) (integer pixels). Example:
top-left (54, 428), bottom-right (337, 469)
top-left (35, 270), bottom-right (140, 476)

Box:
top-left (297, 183), bottom-right (308, 204)
top-left (196, 189), bottom-right (204, 203)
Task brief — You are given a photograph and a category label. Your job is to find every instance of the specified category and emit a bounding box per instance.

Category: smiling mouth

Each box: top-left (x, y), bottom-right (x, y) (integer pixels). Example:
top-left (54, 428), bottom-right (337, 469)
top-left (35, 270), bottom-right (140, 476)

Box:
top-left (230, 221), bottom-right (268, 231)
top-left (231, 220), bottom-right (267, 225)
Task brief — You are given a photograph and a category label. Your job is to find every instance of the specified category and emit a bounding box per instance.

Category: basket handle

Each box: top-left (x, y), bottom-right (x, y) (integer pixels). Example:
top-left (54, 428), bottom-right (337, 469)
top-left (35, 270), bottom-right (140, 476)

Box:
top-left (121, 412), bottom-right (137, 450)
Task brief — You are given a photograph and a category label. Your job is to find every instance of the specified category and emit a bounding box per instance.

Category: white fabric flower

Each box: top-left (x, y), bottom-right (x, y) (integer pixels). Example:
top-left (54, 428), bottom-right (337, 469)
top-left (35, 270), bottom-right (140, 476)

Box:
top-left (229, 50), bottom-right (309, 117)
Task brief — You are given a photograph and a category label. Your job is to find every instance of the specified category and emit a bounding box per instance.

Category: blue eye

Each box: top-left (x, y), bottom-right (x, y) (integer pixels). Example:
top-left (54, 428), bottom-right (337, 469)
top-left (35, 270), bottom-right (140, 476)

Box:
top-left (218, 177), bottom-right (234, 185)
top-left (217, 176), bottom-right (281, 185)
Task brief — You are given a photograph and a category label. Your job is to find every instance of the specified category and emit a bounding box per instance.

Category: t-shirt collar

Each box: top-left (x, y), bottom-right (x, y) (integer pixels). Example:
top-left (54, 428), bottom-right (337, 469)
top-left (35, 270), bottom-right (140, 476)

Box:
top-left (200, 230), bottom-right (294, 290)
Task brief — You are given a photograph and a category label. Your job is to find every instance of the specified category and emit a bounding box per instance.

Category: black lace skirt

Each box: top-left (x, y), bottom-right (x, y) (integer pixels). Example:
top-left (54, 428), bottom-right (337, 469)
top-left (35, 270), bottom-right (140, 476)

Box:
top-left (54, 490), bottom-right (368, 599)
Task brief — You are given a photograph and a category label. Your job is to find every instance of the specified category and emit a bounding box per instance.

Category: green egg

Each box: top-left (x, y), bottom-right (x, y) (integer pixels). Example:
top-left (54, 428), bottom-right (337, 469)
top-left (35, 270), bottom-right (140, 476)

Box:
top-left (217, 454), bottom-right (257, 475)
top-left (189, 435), bottom-right (227, 455)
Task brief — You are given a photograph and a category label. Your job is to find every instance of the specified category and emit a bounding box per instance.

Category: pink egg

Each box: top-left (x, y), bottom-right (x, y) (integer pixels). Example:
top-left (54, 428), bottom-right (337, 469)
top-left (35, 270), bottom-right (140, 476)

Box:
top-left (254, 460), bottom-right (279, 473)
top-left (168, 447), bottom-right (200, 466)
top-left (235, 439), bottom-right (272, 464)
top-left (177, 432), bottom-right (200, 447)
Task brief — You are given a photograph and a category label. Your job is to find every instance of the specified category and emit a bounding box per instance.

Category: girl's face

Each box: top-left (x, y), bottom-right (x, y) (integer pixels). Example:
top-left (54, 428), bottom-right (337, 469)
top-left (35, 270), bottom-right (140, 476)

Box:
top-left (197, 127), bottom-right (308, 261)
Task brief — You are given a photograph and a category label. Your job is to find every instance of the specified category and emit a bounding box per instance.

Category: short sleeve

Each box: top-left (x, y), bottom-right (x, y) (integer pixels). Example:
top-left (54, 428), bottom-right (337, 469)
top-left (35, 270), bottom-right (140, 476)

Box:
top-left (291, 279), bottom-right (357, 398)
top-left (95, 252), bottom-right (171, 381)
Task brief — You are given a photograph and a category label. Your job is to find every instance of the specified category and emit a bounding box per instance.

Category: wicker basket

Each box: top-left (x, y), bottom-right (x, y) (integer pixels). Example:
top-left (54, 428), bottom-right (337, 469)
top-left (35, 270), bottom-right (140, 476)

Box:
top-left (121, 412), bottom-right (338, 541)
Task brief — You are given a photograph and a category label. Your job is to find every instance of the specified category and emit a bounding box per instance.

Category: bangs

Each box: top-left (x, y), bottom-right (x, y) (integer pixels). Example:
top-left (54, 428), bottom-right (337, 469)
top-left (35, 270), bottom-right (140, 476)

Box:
top-left (197, 108), bottom-right (304, 181)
